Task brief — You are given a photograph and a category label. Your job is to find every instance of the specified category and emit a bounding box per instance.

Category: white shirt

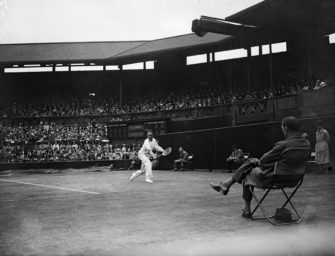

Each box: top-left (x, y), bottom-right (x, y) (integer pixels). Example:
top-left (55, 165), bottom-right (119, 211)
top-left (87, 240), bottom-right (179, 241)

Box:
top-left (139, 138), bottom-right (164, 157)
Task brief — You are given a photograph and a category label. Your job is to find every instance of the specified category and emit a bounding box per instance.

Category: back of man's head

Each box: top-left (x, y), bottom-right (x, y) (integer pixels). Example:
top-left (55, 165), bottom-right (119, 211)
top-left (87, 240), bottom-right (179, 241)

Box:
top-left (282, 116), bottom-right (300, 132)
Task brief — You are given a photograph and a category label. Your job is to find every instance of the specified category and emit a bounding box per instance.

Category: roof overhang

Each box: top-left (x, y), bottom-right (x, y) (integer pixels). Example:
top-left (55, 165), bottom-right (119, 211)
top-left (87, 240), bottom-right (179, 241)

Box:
top-left (192, 16), bottom-right (259, 37)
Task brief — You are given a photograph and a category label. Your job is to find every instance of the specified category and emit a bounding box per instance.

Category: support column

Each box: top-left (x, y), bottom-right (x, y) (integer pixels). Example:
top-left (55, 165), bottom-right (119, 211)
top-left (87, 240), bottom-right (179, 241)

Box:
top-left (307, 32), bottom-right (313, 80)
top-left (206, 52), bottom-right (211, 63)
top-left (247, 47), bottom-right (251, 93)
top-left (269, 42), bottom-right (274, 93)
top-left (210, 52), bottom-right (216, 84)
top-left (269, 42), bottom-right (275, 121)
top-left (119, 65), bottom-right (123, 107)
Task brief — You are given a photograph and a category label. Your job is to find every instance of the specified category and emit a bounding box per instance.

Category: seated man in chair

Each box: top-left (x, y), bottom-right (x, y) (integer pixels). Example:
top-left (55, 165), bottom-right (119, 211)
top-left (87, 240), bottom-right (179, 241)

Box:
top-left (210, 116), bottom-right (311, 218)
top-left (173, 147), bottom-right (189, 171)
top-left (226, 144), bottom-right (245, 172)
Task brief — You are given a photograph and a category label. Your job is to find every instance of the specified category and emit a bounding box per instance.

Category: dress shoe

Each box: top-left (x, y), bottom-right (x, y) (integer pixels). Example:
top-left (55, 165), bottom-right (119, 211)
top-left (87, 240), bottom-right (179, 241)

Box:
top-left (210, 182), bottom-right (229, 195)
top-left (242, 210), bottom-right (252, 219)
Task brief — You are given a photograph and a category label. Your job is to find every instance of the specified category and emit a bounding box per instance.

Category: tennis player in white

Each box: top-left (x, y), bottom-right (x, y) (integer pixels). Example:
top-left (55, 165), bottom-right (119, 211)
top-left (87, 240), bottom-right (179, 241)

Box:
top-left (129, 130), bottom-right (164, 183)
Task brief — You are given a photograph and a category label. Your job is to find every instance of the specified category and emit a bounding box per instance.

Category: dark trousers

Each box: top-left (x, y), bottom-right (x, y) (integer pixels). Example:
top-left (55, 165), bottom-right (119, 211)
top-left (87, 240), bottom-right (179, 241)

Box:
top-left (174, 159), bottom-right (188, 169)
top-left (227, 158), bottom-right (244, 171)
top-left (232, 158), bottom-right (259, 202)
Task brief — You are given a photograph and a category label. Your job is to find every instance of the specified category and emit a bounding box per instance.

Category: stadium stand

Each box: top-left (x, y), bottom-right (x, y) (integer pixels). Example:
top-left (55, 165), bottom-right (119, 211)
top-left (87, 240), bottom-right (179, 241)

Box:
top-left (0, 76), bottom-right (333, 165)
top-left (0, 76), bottom-right (332, 119)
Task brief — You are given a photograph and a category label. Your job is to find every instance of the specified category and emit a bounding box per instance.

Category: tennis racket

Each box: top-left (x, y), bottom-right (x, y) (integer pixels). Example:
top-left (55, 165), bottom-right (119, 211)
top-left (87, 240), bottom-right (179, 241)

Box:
top-left (162, 147), bottom-right (172, 156)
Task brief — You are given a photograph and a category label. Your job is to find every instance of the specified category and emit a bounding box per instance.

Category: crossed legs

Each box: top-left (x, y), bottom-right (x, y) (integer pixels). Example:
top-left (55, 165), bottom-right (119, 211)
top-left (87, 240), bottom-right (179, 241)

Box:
top-left (210, 158), bottom-right (259, 217)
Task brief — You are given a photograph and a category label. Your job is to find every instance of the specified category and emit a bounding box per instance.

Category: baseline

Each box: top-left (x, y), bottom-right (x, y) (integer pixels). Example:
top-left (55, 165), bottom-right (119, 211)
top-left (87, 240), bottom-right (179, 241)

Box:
top-left (0, 179), bottom-right (100, 195)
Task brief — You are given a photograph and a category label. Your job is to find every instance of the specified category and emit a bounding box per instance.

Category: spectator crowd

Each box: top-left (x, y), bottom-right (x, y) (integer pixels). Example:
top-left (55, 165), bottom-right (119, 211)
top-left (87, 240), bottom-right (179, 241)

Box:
top-left (1, 77), bottom-right (333, 118)
top-left (0, 76), bottom-right (333, 164)
top-left (0, 141), bottom-right (140, 163)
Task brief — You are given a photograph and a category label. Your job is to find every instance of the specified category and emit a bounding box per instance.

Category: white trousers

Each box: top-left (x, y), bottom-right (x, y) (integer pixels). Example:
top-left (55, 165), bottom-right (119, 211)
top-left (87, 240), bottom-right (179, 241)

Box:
top-left (133, 151), bottom-right (153, 180)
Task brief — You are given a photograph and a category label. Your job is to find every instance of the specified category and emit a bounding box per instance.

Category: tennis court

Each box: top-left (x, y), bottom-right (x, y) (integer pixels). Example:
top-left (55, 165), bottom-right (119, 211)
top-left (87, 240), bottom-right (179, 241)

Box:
top-left (0, 168), bottom-right (335, 255)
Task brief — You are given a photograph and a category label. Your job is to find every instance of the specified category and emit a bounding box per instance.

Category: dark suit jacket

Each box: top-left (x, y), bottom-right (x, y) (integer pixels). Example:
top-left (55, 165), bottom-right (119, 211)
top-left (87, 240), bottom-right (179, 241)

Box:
top-left (244, 133), bottom-right (311, 187)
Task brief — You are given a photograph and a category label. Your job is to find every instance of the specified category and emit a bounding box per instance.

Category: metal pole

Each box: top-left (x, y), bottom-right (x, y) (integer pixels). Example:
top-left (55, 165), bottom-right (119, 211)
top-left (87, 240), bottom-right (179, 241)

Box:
top-left (307, 32), bottom-right (312, 80)
top-left (119, 65), bottom-right (123, 107)
top-left (269, 42), bottom-right (274, 93)
top-left (269, 42), bottom-right (275, 121)
top-left (247, 47), bottom-right (251, 93)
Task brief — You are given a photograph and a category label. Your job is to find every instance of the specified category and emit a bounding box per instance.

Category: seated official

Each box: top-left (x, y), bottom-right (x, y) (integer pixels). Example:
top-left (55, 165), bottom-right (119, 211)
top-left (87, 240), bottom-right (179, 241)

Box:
top-left (173, 147), bottom-right (189, 171)
top-left (210, 116), bottom-right (311, 218)
top-left (226, 144), bottom-right (244, 172)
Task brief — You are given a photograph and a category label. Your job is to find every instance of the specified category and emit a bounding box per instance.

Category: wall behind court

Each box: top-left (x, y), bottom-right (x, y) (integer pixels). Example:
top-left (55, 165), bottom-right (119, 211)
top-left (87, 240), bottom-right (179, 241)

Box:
top-left (158, 116), bottom-right (335, 170)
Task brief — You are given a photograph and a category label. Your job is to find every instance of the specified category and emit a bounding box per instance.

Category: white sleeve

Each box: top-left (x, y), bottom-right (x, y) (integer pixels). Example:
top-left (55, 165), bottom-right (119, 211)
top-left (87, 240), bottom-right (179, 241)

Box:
top-left (153, 139), bottom-right (164, 152)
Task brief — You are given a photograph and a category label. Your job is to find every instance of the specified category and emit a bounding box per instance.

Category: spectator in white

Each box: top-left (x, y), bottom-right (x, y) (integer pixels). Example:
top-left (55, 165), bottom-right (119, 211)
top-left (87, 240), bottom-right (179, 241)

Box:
top-left (52, 141), bottom-right (60, 151)
top-left (129, 130), bottom-right (164, 183)
top-left (315, 120), bottom-right (332, 173)
top-left (314, 80), bottom-right (321, 90)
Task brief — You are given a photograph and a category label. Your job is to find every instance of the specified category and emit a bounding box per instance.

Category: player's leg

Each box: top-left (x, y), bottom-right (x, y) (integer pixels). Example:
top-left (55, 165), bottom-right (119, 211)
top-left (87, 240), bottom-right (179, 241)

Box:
top-left (129, 162), bottom-right (145, 181)
top-left (130, 152), bottom-right (146, 181)
top-left (132, 152), bottom-right (153, 182)
top-left (142, 156), bottom-right (153, 182)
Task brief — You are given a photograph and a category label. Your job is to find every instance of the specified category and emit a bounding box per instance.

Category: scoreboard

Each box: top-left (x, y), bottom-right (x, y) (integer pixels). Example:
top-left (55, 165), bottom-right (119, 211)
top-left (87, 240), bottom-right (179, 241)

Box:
top-left (128, 124), bottom-right (144, 138)
top-left (108, 119), bottom-right (167, 139)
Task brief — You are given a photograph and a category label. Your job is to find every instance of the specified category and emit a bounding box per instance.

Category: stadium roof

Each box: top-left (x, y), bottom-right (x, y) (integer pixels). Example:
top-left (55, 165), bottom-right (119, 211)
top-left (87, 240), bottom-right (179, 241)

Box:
top-left (226, 0), bottom-right (335, 36)
top-left (0, 0), bottom-right (334, 66)
top-left (0, 33), bottom-right (232, 65)
top-left (113, 33), bottom-right (233, 63)
top-left (0, 41), bottom-right (147, 65)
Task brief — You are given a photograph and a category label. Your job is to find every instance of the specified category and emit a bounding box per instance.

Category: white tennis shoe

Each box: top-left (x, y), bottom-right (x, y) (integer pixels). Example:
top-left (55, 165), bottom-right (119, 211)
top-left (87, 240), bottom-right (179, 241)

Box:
top-left (145, 179), bottom-right (153, 183)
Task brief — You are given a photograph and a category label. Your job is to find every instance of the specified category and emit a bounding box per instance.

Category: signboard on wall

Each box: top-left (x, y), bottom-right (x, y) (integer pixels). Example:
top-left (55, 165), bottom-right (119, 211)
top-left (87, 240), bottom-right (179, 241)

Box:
top-left (107, 119), bottom-right (167, 139)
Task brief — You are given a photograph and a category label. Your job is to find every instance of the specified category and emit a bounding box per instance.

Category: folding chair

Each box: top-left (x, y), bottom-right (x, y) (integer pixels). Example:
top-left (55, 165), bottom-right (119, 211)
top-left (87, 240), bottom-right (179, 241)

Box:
top-left (248, 147), bottom-right (311, 226)
top-left (186, 155), bottom-right (194, 170)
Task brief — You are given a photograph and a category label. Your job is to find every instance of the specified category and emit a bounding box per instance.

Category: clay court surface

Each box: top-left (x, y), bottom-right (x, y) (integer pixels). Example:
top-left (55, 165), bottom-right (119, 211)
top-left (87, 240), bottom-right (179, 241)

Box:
top-left (0, 168), bottom-right (335, 256)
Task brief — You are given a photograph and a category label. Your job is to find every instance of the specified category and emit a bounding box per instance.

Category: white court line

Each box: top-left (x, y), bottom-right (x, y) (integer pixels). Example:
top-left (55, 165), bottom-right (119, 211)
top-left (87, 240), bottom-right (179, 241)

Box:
top-left (0, 194), bottom-right (92, 203)
top-left (0, 179), bottom-right (100, 195)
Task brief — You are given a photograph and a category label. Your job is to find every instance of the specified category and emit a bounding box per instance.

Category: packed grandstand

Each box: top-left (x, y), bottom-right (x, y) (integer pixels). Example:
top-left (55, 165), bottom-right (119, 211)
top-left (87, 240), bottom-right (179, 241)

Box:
top-left (0, 76), bottom-right (333, 164)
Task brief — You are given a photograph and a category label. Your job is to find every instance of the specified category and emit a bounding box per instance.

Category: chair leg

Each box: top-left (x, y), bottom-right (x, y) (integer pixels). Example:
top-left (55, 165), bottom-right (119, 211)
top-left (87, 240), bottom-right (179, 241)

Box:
top-left (250, 186), bottom-right (302, 225)
top-left (280, 189), bottom-right (302, 224)
top-left (250, 188), bottom-right (279, 225)
top-left (250, 188), bottom-right (271, 216)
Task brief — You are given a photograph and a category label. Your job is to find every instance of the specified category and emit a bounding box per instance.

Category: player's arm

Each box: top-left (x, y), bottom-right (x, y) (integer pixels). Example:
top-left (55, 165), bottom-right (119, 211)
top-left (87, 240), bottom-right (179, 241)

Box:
top-left (144, 140), bottom-right (156, 158)
top-left (153, 139), bottom-right (164, 153)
